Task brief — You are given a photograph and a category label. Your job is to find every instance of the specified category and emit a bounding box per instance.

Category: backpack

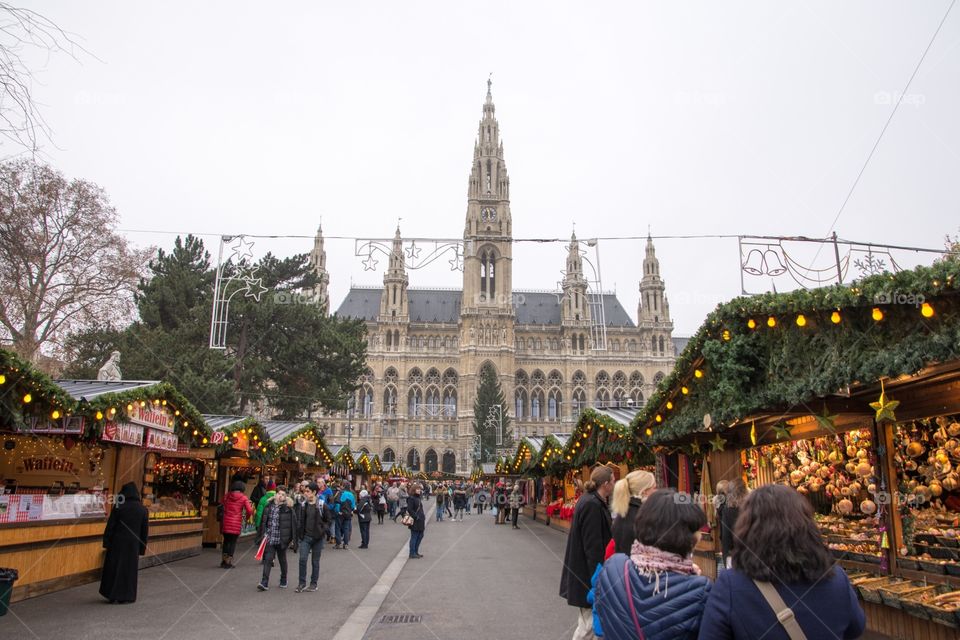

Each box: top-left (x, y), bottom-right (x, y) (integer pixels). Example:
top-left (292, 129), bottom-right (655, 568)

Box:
top-left (339, 493), bottom-right (354, 518)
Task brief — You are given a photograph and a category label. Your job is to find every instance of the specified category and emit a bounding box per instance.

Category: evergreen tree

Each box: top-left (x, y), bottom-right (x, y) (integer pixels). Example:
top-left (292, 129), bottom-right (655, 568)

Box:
top-left (472, 363), bottom-right (512, 463)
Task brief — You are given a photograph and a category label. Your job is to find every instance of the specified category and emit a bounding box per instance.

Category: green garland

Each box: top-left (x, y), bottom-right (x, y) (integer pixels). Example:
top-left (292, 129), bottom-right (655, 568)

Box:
top-left (632, 261), bottom-right (960, 446)
top-left (272, 424), bottom-right (334, 466)
top-left (0, 350), bottom-right (77, 427)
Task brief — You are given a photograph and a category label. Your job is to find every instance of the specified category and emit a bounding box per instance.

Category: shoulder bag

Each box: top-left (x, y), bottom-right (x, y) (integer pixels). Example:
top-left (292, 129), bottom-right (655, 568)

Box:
top-left (753, 580), bottom-right (808, 640)
top-left (622, 557), bottom-right (646, 640)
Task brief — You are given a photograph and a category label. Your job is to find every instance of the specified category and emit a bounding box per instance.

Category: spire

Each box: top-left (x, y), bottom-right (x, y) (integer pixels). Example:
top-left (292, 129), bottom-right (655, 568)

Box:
top-left (380, 226), bottom-right (409, 321)
top-left (638, 232), bottom-right (669, 325)
top-left (562, 230), bottom-right (588, 324)
top-left (308, 223), bottom-right (329, 313)
top-left (467, 79), bottom-right (509, 203)
top-left (388, 226), bottom-right (405, 275)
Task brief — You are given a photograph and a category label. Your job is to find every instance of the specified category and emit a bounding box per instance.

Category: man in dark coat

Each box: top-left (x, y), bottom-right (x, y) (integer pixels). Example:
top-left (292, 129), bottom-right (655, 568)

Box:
top-left (559, 466), bottom-right (614, 640)
top-left (100, 482), bottom-right (149, 603)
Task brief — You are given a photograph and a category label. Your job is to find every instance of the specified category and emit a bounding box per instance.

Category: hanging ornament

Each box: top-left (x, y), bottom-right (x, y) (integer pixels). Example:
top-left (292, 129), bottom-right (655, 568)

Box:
top-left (773, 422), bottom-right (793, 440)
top-left (814, 405), bottom-right (838, 435)
top-left (709, 434), bottom-right (726, 452)
top-left (750, 421), bottom-right (757, 446)
top-left (869, 379), bottom-right (899, 423)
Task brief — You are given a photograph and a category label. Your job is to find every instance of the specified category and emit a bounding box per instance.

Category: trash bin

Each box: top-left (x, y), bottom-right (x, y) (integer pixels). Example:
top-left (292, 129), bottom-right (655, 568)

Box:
top-left (0, 568), bottom-right (18, 617)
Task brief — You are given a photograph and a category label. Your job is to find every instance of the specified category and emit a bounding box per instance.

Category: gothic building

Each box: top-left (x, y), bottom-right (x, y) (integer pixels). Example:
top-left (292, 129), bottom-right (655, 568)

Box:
top-left (311, 82), bottom-right (677, 474)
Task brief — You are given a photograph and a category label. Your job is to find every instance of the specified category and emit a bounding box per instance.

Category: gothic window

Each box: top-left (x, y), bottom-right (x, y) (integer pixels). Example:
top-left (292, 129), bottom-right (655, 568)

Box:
top-left (573, 388), bottom-right (586, 415)
top-left (596, 370), bottom-right (610, 388)
top-left (425, 449), bottom-right (438, 473)
top-left (535, 339), bottom-right (542, 351)
top-left (550, 338), bottom-right (559, 351)
top-left (515, 370), bottom-right (529, 387)
top-left (442, 451), bottom-right (456, 474)
top-left (362, 386), bottom-right (374, 417)
top-left (631, 389), bottom-right (645, 406)
top-left (386, 332), bottom-right (392, 348)
top-left (443, 389), bottom-right (457, 418)
top-left (408, 387), bottom-right (422, 417)
top-left (527, 338), bottom-right (534, 350)
top-left (515, 389), bottom-right (526, 419)
top-left (579, 334), bottom-right (585, 352)
top-left (630, 371), bottom-right (644, 389)
top-left (443, 368), bottom-right (458, 387)
top-left (531, 390), bottom-right (543, 419)
top-left (408, 368), bottom-right (423, 385)
top-left (385, 368), bottom-right (399, 384)
top-left (572, 370), bottom-right (587, 387)
top-left (426, 368), bottom-right (441, 385)
top-left (486, 159), bottom-right (492, 192)
top-left (613, 388), bottom-right (626, 408)
top-left (659, 336), bottom-right (666, 353)
top-left (596, 389), bottom-right (610, 409)
top-left (654, 371), bottom-right (665, 385)
top-left (382, 448), bottom-right (395, 463)
top-left (612, 340), bottom-right (620, 352)
top-left (383, 386), bottom-right (397, 415)
top-left (548, 370), bottom-right (562, 388)
top-left (548, 390), bottom-right (561, 420)
top-left (612, 371), bottom-right (627, 389)
top-left (426, 387), bottom-right (440, 418)
top-left (407, 448), bottom-right (421, 471)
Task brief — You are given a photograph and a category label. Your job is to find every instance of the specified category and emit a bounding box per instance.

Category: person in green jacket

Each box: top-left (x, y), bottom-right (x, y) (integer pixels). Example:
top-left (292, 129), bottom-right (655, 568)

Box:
top-left (254, 481), bottom-right (277, 529)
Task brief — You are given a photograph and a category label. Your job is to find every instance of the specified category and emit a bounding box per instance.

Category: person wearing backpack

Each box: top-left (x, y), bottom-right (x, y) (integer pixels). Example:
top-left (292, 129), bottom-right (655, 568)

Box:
top-left (334, 481), bottom-right (357, 549)
top-left (219, 480), bottom-right (253, 568)
top-left (356, 489), bottom-right (373, 548)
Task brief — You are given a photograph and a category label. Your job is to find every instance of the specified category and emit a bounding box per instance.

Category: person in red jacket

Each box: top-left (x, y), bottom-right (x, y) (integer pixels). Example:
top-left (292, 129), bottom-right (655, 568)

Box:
top-left (220, 480), bottom-right (253, 568)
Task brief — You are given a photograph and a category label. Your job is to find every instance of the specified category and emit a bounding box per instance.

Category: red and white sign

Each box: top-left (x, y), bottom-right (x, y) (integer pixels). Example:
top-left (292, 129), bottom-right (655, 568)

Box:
top-left (146, 428), bottom-right (178, 451)
top-left (128, 404), bottom-right (173, 432)
top-left (210, 431), bottom-right (225, 445)
top-left (102, 421), bottom-right (144, 446)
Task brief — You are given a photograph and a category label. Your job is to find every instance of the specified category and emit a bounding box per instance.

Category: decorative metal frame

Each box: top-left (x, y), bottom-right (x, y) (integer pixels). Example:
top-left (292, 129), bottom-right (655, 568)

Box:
top-left (209, 235), bottom-right (270, 349)
top-left (355, 237), bottom-right (466, 272)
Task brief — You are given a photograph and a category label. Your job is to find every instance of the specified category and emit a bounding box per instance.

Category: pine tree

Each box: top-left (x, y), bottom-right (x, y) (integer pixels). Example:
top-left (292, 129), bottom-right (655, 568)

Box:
top-left (472, 363), bottom-right (512, 463)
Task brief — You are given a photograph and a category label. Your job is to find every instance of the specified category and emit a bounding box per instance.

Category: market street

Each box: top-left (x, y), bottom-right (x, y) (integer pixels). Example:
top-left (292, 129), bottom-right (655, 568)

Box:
top-left (5, 504), bottom-right (574, 640)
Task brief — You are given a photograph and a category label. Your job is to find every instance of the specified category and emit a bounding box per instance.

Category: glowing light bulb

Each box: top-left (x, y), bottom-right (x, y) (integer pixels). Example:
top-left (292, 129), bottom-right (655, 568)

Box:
top-left (767, 316), bottom-right (777, 328)
top-left (831, 311), bottom-right (841, 324)
top-left (872, 308), bottom-right (884, 322)
top-left (796, 314), bottom-right (807, 327)
top-left (921, 302), bottom-right (934, 318)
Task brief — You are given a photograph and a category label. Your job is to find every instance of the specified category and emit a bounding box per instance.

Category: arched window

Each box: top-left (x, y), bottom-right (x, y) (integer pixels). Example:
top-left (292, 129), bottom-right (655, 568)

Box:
top-left (596, 389), bottom-right (610, 409)
top-left (426, 387), bottom-right (440, 418)
top-left (515, 389), bottom-right (526, 419)
top-left (425, 449), bottom-right (438, 473)
top-left (408, 388), bottom-right (422, 417)
top-left (631, 389), bottom-right (645, 406)
top-left (654, 371), bottom-right (665, 385)
top-left (386, 331), bottom-right (392, 347)
top-left (442, 451), bottom-right (456, 474)
top-left (407, 448), bottom-right (421, 471)
top-left (548, 389), bottom-right (561, 420)
top-left (531, 390), bottom-right (543, 419)
top-left (659, 335), bottom-right (666, 354)
top-left (573, 389), bottom-right (586, 415)
top-left (383, 386), bottom-right (397, 415)
top-left (651, 336), bottom-right (657, 352)
top-left (443, 389), bottom-right (457, 418)
top-left (382, 448), bottom-right (396, 463)
top-left (362, 386), bottom-right (374, 417)
top-left (579, 334), bottom-right (585, 351)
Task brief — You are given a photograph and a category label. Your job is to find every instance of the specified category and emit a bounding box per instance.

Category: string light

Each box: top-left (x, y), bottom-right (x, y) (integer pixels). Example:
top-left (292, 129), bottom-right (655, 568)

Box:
top-left (795, 314), bottom-right (807, 327)
top-left (51, 410), bottom-right (60, 419)
top-left (694, 369), bottom-right (703, 379)
top-left (767, 316), bottom-right (777, 328)
top-left (23, 393), bottom-right (31, 404)
top-left (722, 330), bottom-right (731, 341)
top-left (747, 319), bottom-right (757, 330)
top-left (921, 302), bottom-right (934, 318)
top-left (666, 401), bottom-right (674, 410)
top-left (872, 308), bottom-right (884, 322)
top-left (0, 374), bottom-right (5, 384)
top-left (95, 411), bottom-right (104, 420)
top-left (681, 386), bottom-right (689, 395)
top-left (831, 311), bottom-right (841, 324)
top-left (645, 428), bottom-right (653, 436)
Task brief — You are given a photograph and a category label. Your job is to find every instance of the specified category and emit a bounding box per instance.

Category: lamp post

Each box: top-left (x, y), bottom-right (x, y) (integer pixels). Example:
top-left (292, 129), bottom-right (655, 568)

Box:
top-left (346, 396), bottom-right (355, 450)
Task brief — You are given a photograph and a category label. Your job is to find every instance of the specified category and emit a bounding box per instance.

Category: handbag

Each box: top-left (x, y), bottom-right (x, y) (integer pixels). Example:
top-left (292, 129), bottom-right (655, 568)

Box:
top-left (622, 557), bottom-right (646, 639)
top-left (400, 513), bottom-right (414, 526)
top-left (753, 580), bottom-right (808, 640)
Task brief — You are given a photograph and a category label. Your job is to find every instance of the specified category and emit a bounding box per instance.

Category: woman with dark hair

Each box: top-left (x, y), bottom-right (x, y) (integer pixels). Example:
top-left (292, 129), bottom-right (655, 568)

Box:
top-left (698, 484), bottom-right (865, 639)
top-left (719, 477), bottom-right (746, 569)
top-left (99, 482), bottom-right (149, 603)
top-left (406, 483), bottom-right (426, 558)
top-left (593, 489), bottom-right (711, 639)
top-left (220, 480), bottom-right (253, 568)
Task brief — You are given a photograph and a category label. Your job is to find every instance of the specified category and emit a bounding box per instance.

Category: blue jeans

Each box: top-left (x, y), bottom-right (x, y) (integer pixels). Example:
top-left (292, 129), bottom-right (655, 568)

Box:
top-left (297, 536), bottom-right (324, 587)
top-left (436, 505), bottom-right (444, 521)
top-left (336, 517), bottom-right (353, 545)
top-left (408, 529), bottom-right (424, 557)
top-left (359, 521), bottom-right (370, 547)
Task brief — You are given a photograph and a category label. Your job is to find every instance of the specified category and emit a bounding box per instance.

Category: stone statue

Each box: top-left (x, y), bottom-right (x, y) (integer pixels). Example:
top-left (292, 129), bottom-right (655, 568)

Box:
top-left (97, 351), bottom-right (122, 381)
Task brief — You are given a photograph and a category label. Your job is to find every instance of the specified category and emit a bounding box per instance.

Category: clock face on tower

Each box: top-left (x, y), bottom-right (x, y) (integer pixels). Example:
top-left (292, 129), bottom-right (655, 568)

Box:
top-left (481, 207), bottom-right (497, 221)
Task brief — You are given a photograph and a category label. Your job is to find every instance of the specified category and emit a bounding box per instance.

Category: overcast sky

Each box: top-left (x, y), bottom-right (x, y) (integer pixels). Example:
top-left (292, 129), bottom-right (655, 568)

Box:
top-left (15, 1), bottom-right (960, 336)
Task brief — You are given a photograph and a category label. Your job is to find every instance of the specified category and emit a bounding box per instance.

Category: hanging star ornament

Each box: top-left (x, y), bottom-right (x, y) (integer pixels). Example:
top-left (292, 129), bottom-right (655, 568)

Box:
top-left (405, 242), bottom-right (422, 261)
top-left (870, 380), bottom-right (900, 423)
top-left (709, 433), bottom-right (726, 452)
top-left (814, 405), bottom-right (838, 434)
top-left (689, 441), bottom-right (701, 455)
top-left (362, 251), bottom-right (379, 272)
top-left (242, 278), bottom-right (269, 302)
top-left (772, 422), bottom-right (793, 440)
top-left (229, 236), bottom-right (255, 263)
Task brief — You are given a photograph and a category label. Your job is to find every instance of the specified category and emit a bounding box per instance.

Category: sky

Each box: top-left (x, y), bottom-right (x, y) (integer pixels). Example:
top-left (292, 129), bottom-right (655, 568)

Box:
top-left (12, 1), bottom-right (960, 336)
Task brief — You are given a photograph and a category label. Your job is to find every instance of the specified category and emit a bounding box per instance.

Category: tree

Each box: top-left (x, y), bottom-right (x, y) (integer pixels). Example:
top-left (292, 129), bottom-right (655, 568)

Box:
top-left (472, 363), bottom-right (512, 463)
top-left (0, 159), bottom-right (150, 363)
top-left (941, 228), bottom-right (959, 263)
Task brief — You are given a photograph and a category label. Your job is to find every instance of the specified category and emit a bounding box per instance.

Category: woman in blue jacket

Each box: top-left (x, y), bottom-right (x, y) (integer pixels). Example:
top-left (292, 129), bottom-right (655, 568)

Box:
top-left (698, 484), bottom-right (865, 639)
top-left (594, 489), bottom-right (711, 640)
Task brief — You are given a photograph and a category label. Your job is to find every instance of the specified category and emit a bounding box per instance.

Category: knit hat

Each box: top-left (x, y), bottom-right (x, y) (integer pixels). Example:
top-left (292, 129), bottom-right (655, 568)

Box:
top-left (266, 480), bottom-right (277, 491)
top-left (360, 490), bottom-right (369, 498)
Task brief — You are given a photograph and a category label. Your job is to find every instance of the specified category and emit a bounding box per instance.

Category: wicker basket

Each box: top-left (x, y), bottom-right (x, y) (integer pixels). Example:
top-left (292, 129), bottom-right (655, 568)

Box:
top-left (858, 576), bottom-right (894, 603)
top-left (918, 558), bottom-right (948, 574)
top-left (923, 601), bottom-right (960, 628)
top-left (878, 579), bottom-right (919, 608)
top-left (901, 585), bottom-right (942, 620)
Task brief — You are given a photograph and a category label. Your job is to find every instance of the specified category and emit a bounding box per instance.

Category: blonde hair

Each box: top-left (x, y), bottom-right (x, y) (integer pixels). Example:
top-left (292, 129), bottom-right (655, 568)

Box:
top-left (584, 465), bottom-right (615, 493)
top-left (611, 470), bottom-right (657, 518)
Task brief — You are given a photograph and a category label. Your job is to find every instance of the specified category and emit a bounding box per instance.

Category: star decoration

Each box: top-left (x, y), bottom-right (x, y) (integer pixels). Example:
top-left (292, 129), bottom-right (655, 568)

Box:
top-left (709, 434), bottom-right (726, 452)
top-left (243, 278), bottom-right (269, 302)
top-left (814, 405), bottom-right (838, 434)
top-left (405, 242), bottom-right (422, 261)
top-left (870, 380), bottom-right (900, 423)
top-left (362, 252), bottom-right (379, 272)
top-left (449, 249), bottom-right (463, 272)
top-left (772, 422), bottom-right (793, 440)
top-left (689, 441), bottom-right (701, 455)
top-left (229, 236), bottom-right (255, 263)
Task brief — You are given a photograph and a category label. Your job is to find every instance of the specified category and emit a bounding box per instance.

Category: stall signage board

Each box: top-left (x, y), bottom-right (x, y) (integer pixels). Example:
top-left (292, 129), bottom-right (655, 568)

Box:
top-left (232, 431), bottom-right (249, 452)
top-left (129, 405), bottom-right (173, 432)
top-left (146, 428), bottom-right (179, 452)
top-left (25, 416), bottom-right (84, 435)
top-left (210, 431), bottom-right (225, 445)
top-left (294, 438), bottom-right (317, 456)
top-left (102, 421), bottom-right (144, 446)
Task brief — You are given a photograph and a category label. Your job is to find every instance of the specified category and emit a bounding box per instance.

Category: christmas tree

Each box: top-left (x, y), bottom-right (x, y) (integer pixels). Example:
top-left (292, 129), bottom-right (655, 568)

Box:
top-left (473, 363), bottom-right (512, 463)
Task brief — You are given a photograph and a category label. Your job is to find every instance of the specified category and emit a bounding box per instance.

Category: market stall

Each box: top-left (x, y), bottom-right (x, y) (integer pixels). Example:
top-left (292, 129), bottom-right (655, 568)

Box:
top-left (0, 350), bottom-right (212, 602)
top-left (632, 259), bottom-right (960, 635)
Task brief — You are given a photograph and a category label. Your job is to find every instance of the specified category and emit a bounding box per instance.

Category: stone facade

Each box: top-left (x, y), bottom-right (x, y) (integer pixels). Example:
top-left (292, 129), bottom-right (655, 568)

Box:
top-left (313, 82), bottom-right (676, 474)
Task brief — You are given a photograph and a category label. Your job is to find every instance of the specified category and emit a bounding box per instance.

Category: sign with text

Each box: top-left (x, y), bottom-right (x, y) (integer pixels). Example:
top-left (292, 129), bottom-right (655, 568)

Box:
top-left (210, 431), bottom-right (225, 445)
top-left (294, 438), bottom-right (317, 456)
top-left (102, 421), bottom-right (144, 447)
top-left (128, 404), bottom-right (173, 432)
top-left (146, 428), bottom-right (178, 452)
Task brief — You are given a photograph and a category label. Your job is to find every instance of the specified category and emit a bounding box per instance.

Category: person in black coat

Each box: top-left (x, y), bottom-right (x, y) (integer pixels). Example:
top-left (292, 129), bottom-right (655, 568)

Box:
top-left (99, 482), bottom-right (149, 604)
top-left (720, 478), bottom-right (746, 569)
top-left (559, 466), bottom-right (614, 640)
top-left (256, 488), bottom-right (298, 590)
top-left (406, 483), bottom-right (426, 559)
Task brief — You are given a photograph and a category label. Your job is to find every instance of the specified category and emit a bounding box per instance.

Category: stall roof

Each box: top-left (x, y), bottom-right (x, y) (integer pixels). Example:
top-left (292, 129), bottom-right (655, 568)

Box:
top-left (54, 379), bottom-right (159, 401)
top-left (594, 407), bottom-right (643, 427)
top-left (480, 463), bottom-right (496, 474)
top-left (202, 415), bottom-right (250, 431)
top-left (261, 420), bottom-right (312, 442)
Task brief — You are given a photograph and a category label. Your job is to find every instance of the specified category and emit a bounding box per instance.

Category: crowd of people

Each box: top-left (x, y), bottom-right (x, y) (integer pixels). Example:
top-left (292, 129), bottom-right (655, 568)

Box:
top-left (560, 467), bottom-right (867, 640)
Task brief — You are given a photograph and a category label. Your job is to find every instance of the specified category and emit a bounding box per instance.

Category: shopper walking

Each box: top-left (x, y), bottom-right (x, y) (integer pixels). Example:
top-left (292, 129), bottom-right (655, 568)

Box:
top-left (508, 483), bottom-right (523, 528)
top-left (453, 482), bottom-right (467, 521)
top-left (396, 483), bottom-right (409, 522)
top-left (220, 480), bottom-right (253, 568)
top-left (254, 480), bottom-right (277, 529)
top-left (386, 482), bottom-right (400, 520)
top-left (99, 482), bottom-right (149, 604)
top-left (357, 489), bottom-right (373, 548)
top-left (435, 485), bottom-right (446, 521)
top-left (698, 484), bottom-right (866, 639)
top-left (294, 482), bottom-right (330, 592)
top-left (606, 470), bottom-right (656, 558)
top-left (406, 483), bottom-right (426, 558)
top-left (334, 481), bottom-right (356, 549)
top-left (256, 487), bottom-right (297, 591)
top-left (375, 483), bottom-right (387, 524)
top-left (559, 466), bottom-right (614, 640)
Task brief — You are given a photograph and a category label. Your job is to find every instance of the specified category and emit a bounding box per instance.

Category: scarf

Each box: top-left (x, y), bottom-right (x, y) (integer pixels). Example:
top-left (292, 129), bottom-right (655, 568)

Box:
top-left (629, 541), bottom-right (701, 597)
top-left (267, 503), bottom-right (281, 545)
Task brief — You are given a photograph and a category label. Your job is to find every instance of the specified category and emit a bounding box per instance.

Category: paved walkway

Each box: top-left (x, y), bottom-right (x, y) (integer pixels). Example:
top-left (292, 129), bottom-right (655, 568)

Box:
top-left (5, 504), bottom-right (577, 640)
